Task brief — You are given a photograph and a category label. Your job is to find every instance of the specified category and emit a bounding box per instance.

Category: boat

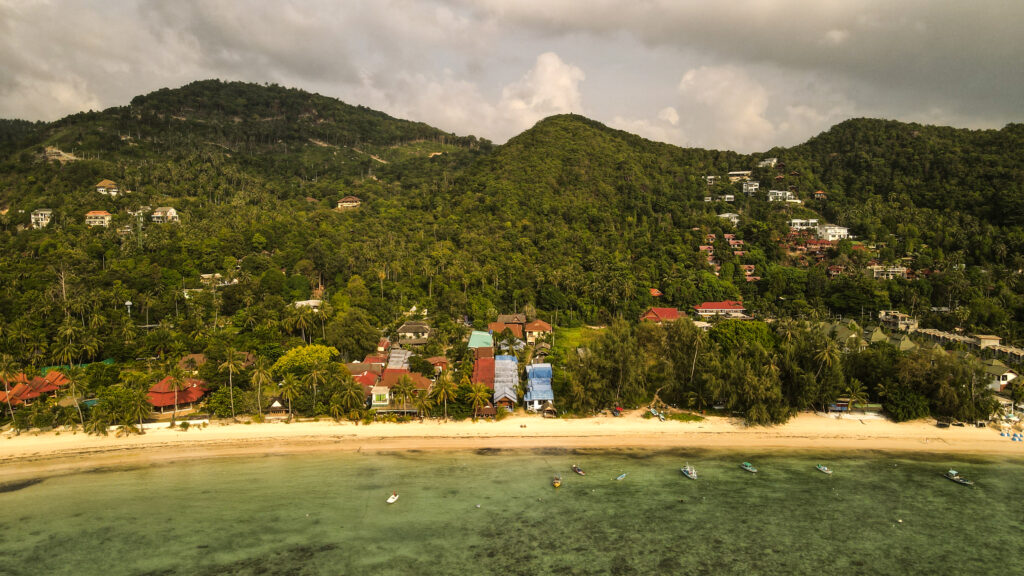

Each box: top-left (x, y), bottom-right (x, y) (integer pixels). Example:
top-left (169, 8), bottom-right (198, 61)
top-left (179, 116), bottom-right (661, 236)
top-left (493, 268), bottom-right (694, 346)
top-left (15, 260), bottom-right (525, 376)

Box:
top-left (681, 463), bottom-right (698, 480)
top-left (615, 473), bottom-right (628, 481)
top-left (649, 407), bottom-right (660, 417)
top-left (740, 462), bottom-right (758, 473)
top-left (571, 464), bottom-right (586, 476)
top-left (658, 412), bottom-right (666, 422)
top-left (944, 469), bottom-right (974, 487)
top-left (816, 464), bottom-right (833, 475)
top-left (386, 492), bottom-right (399, 504)
top-left (552, 475), bottom-right (562, 488)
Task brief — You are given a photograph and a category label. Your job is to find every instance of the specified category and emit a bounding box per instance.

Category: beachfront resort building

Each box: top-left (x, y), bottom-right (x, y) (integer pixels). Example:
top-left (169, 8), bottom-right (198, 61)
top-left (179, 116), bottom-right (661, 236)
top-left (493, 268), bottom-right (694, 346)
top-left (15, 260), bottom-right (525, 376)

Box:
top-left (493, 355), bottom-right (519, 411)
top-left (147, 377), bottom-right (209, 414)
top-left (0, 371), bottom-right (69, 407)
top-left (524, 363), bottom-right (554, 413)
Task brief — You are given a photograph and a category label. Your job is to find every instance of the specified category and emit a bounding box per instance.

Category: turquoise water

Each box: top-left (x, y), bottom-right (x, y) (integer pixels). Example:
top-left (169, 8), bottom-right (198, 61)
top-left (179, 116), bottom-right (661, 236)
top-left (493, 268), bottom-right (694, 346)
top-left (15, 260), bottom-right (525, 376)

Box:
top-left (2, 449), bottom-right (1023, 575)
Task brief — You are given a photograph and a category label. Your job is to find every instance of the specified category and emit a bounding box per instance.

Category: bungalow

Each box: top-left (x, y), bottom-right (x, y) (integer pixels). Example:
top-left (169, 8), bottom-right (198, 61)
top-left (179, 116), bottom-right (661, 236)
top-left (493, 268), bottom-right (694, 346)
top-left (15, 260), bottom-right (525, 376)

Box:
top-left (0, 371), bottom-right (69, 407)
top-left (524, 364), bottom-right (554, 412)
top-left (982, 359), bottom-right (1018, 392)
top-left (396, 321), bottom-right (431, 345)
top-left (85, 210), bottom-right (112, 227)
top-left (151, 207), bottom-right (179, 223)
top-left (266, 396), bottom-right (289, 419)
top-left (974, 335), bottom-right (1002, 349)
top-left (377, 338), bottom-right (391, 353)
top-left (147, 377), bottom-right (208, 414)
top-left (640, 307), bottom-right (680, 323)
top-left (524, 319), bottom-right (552, 344)
top-left (95, 179), bottom-right (120, 197)
top-left (693, 300), bottom-right (745, 318)
top-left (722, 194), bottom-right (735, 202)
top-left (814, 191), bottom-right (828, 200)
top-left (742, 181), bottom-right (760, 196)
top-left (31, 209), bottom-right (53, 229)
top-left (493, 355), bottom-right (519, 411)
top-left (649, 288), bottom-right (663, 297)
top-left (336, 196), bottom-right (362, 210)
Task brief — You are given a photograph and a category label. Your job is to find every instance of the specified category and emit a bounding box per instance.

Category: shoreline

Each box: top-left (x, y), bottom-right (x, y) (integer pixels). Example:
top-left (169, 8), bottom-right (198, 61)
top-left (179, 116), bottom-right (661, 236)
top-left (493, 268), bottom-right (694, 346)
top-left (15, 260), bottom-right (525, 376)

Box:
top-left (2, 412), bottom-right (1021, 483)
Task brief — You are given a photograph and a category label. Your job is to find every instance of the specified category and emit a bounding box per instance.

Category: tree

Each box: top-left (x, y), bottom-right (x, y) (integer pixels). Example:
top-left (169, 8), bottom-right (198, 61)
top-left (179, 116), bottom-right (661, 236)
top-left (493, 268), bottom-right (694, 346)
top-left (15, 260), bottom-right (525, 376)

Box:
top-left (249, 356), bottom-right (273, 419)
top-left (467, 382), bottom-right (491, 420)
top-left (280, 373), bottom-right (302, 421)
top-left (303, 361), bottom-right (329, 413)
top-left (412, 390), bottom-right (434, 420)
top-left (845, 378), bottom-right (868, 410)
top-left (431, 370), bottom-right (457, 421)
top-left (162, 364), bottom-right (187, 425)
top-left (391, 375), bottom-right (416, 413)
top-left (218, 348), bottom-right (245, 420)
top-left (0, 354), bottom-right (20, 428)
top-left (62, 366), bottom-right (87, 429)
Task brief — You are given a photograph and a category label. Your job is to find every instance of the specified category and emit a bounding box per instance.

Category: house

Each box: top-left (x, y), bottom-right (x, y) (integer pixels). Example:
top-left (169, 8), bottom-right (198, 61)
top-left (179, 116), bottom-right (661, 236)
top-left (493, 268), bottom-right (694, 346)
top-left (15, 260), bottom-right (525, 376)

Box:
top-left (693, 320), bottom-right (712, 331)
top-left (377, 338), bottom-right (391, 353)
top-left (868, 265), bottom-right (907, 280)
top-left (387, 348), bottom-right (413, 370)
top-left (396, 321), bottom-right (431, 345)
top-left (496, 313), bottom-right (527, 325)
top-left (426, 356), bottom-right (448, 373)
top-left (975, 335), bottom-right (1002, 349)
top-left (472, 356), bottom-right (496, 389)
top-left (727, 171), bottom-right (752, 183)
top-left (336, 196), bottom-right (362, 210)
top-left (524, 364), bottom-right (554, 412)
top-left (649, 288), bottom-right (663, 297)
top-left (0, 371), bottom-right (69, 407)
top-left (380, 368), bottom-right (432, 393)
top-left (151, 207), bottom-right (179, 223)
top-left (147, 377), bottom-right (208, 414)
top-left (767, 190), bottom-right (796, 202)
top-left (722, 194), bottom-right (735, 202)
top-left (757, 157), bottom-right (778, 168)
top-left (982, 359), bottom-right (1018, 392)
top-left (177, 353), bottom-right (208, 374)
top-left (789, 218), bottom-right (819, 230)
top-left (31, 209), bottom-right (53, 229)
top-left (95, 179), bottom-right (120, 196)
top-left (640, 307), bottom-right (680, 323)
top-left (814, 190), bottom-right (828, 200)
top-left (524, 319), bottom-right (552, 344)
top-left (742, 181), bottom-right (760, 196)
top-left (878, 310), bottom-right (919, 332)
top-left (370, 385), bottom-right (391, 409)
top-left (705, 175), bottom-right (719, 186)
top-left (266, 396), bottom-right (290, 419)
top-left (493, 355), bottom-right (519, 411)
top-left (85, 210), bottom-right (112, 227)
top-left (703, 196), bottom-right (712, 202)
top-left (487, 322), bottom-right (524, 340)
top-left (293, 299), bottom-right (323, 311)
top-left (469, 330), bottom-right (495, 349)
top-left (718, 213), bottom-right (740, 225)
top-left (693, 300), bottom-right (746, 317)
top-left (817, 224), bottom-right (849, 241)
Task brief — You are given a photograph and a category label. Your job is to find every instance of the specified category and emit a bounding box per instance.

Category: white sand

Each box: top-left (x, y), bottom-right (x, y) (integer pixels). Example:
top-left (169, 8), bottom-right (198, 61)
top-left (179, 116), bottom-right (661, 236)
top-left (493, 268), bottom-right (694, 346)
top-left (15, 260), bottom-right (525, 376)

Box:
top-left (1, 411), bottom-right (1019, 482)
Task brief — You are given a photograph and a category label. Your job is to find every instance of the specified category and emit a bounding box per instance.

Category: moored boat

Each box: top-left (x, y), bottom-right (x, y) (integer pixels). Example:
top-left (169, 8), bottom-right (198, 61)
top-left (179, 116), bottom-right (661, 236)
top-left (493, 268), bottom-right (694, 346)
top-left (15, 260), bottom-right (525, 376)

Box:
top-left (386, 492), bottom-right (399, 504)
top-left (944, 469), bottom-right (974, 487)
top-left (740, 462), bottom-right (758, 473)
top-left (816, 464), bottom-right (833, 475)
top-left (571, 464), bottom-right (586, 476)
top-left (552, 474), bottom-right (562, 488)
top-left (615, 473), bottom-right (628, 481)
top-left (681, 463), bottom-right (698, 480)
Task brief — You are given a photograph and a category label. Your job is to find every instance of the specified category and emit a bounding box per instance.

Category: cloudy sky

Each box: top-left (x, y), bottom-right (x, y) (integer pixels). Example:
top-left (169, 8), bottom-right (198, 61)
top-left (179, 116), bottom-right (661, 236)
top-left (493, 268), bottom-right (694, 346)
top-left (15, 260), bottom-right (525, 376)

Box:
top-left (1, 0), bottom-right (1021, 152)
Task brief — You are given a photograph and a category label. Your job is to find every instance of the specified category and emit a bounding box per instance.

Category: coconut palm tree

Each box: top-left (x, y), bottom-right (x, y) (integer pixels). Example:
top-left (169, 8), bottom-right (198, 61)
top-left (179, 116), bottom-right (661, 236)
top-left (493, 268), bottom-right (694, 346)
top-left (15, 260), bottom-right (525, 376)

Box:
top-left (391, 375), bottom-right (416, 413)
top-left (218, 348), bottom-right (245, 420)
top-left (431, 370), bottom-right (457, 421)
top-left (62, 366), bottom-right (87, 429)
top-left (0, 354), bottom-right (19, 425)
top-left (303, 361), bottom-right (329, 413)
top-left (412, 390), bottom-right (434, 421)
top-left (339, 378), bottom-right (367, 413)
top-left (814, 339), bottom-right (840, 379)
top-left (249, 356), bottom-right (273, 419)
top-left (845, 379), bottom-right (868, 412)
top-left (163, 365), bottom-right (187, 425)
top-left (467, 382), bottom-right (491, 421)
top-left (280, 374), bottom-right (302, 421)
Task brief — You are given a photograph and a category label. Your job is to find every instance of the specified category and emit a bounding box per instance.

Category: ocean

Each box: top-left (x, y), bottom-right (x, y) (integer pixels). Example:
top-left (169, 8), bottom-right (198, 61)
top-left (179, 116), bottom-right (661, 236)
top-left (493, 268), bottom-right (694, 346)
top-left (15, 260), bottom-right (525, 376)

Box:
top-left (1, 449), bottom-right (1022, 575)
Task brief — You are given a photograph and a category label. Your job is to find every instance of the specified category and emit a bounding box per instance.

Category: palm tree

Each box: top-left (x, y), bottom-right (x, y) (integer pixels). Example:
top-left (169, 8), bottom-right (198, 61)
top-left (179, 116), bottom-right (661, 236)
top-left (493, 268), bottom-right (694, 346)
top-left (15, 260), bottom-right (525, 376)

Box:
top-left (249, 356), bottom-right (273, 419)
top-left (0, 354), bottom-right (19, 425)
top-left (339, 378), bottom-right (367, 413)
top-left (303, 361), bottom-right (329, 413)
top-left (431, 370), bottom-right (457, 421)
top-left (62, 366), bottom-right (87, 429)
top-left (814, 339), bottom-right (840, 379)
top-left (467, 382), bottom-right (491, 421)
top-left (412, 390), bottom-right (434, 421)
top-left (218, 348), bottom-right (245, 420)
top-left (280, 374), bottom-right (302, 421)
top-left (391, 375), bottom-right (416, 413)
top-left (163, 365), bottom-right (187, 425)
top-left (845, 379), bottom-right (868, 412)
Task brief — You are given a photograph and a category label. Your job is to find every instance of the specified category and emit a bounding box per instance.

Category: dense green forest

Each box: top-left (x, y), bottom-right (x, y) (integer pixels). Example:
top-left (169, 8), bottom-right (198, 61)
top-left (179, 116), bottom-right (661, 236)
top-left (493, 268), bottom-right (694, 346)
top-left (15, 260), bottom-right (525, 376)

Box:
top-left (0, 80), bottom-right (1021, 431)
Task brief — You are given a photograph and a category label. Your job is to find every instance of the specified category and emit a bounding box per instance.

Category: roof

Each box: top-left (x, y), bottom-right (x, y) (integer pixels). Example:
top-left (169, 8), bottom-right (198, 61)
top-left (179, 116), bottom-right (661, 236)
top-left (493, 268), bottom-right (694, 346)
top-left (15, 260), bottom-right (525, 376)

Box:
top-left (177, 353), bottom-right (207, 371)
top-left (426, 356), bottom-right (448, 366)
top-left (693, 300), bottom-right (745, 311)
top-left (496, 313), bottom-right (527, 325)
top-left (525, 319), bottom-right (552, 332)
top-left (85, 210), bottom-right (111, 216)
top-left (95, 179), bottom-right (117, 188)
top-left (488, 322), bottom-right (523, 339)
top-left (468, 330), bottom-right (494, 349)
top-left (397, 321), bottom-right (430, 333)
top-left (153, 206), bottom-right (175, 213)
top-left (380, 368), bottom-right (432, 391)
top-left (0, 371), bottom-right (70, 405)
top-left (472, 357), bottom-right (495, 388)
top-left (649, 288), bottom-right (663, 297)
top-left (525, 363), bottom-right (554, 403)
top-left (493, 355), bottom-right (519, 403)
top-left (147, 377), bottom-right (208, 408)
top-left (339, 195), bottom-right (362, 203)
top-left (641, 307), bottom-right (680, 322)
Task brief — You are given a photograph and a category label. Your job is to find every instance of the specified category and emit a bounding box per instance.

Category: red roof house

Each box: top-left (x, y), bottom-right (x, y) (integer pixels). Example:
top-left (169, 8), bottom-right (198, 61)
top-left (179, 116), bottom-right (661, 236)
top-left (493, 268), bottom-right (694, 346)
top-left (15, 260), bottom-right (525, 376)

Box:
top-left (693, 301), bottom-right (746, 317)
top-left (640, 307), bottom-right (681, 323)
top-left (380, 368), bottom-right (432, 392)
top-left (472, 357), bottom-right (496, 389)
top-left (0, 371), bottom-right (69, 406)
top-left (524, 319), bottom-right (553, 344)
top-left (649, 288), bottom-right (663, 297)
top-left (488, 322), bottom-right (524, 340)
top-left (147, 377), bottom-right (208, 412)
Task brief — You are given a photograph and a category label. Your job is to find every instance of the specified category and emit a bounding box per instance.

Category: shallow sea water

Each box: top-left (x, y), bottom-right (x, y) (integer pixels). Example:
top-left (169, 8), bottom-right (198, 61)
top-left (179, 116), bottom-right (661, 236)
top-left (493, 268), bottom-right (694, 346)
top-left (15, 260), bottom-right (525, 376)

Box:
top-left (2, 449), bottom-right (1023, 575)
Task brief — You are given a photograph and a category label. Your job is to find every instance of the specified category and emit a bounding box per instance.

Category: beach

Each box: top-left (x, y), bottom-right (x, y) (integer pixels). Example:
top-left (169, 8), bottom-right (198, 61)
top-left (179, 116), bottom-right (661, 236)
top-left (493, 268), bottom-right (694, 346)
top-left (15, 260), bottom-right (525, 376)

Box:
top-left (2, 411), bottom-right (1019, 483)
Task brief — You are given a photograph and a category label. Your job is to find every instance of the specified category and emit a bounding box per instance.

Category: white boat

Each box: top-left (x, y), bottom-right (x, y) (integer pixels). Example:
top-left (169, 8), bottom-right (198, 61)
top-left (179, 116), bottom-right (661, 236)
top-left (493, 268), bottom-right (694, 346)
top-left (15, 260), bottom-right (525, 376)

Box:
top-left (740, 462), bottom-right (758, 473)
top-left (615, 473), bottom-right (628, 481)
top-left (681, 463), bottom-right (698, 480)
top-left (816, 464), bottom-right (833, 475)
top-left (386, 492), bottom-right (400, 504)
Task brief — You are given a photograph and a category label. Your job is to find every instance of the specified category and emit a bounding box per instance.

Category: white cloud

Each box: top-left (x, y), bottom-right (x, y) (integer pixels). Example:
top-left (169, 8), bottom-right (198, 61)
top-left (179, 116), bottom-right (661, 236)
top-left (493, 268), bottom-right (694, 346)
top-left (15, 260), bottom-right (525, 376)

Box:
top-left (497, 52), bottom-right (585, 129)
top-left (657, 106), bottom-right (679, 126)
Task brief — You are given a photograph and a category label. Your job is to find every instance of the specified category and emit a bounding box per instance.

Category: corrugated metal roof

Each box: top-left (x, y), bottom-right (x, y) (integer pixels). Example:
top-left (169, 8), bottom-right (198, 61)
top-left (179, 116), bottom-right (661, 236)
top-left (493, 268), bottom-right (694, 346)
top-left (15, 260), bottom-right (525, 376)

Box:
top-left (525, 363), bottom-right (554, 403)
top-left (493, 354), bottom-right (518, 403)
top-left (468, 331), bottom-right (494, 349)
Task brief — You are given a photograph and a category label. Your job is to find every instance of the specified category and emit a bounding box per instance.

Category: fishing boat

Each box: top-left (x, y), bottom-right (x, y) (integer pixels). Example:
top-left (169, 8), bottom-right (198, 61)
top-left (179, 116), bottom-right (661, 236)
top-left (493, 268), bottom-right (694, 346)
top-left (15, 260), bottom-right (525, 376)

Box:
top-left (681, 463), bottom-right (698, 480)
top-left (615, 473), bottom-right (628, 481)
top-left (552, 475), bottom-right (562, 488)
top-left (944, 469), bottom-right (974, 487)
top-left (816, 464), bottom-right (833, 475)
top-left (740, 462), bottom-right (758, 474)
top-left (571, 464), bottom-right (586, 476)
top-left (658, 412), bottom-right (666, 422)
top-left (386, 492), bottom-right (400, 504)
top-left (649, 407), bottom-right (660, 418)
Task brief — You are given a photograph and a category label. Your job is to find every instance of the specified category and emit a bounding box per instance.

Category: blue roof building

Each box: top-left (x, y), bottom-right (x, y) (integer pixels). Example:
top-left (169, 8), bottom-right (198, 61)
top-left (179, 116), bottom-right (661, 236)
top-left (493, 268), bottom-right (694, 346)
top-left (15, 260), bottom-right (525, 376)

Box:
top-left (524, 363), bottom-right (554, 412)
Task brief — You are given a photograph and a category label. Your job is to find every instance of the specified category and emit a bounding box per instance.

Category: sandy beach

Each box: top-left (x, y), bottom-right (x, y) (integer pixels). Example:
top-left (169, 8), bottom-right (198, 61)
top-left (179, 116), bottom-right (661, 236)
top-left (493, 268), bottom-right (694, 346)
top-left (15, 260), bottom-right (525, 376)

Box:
top-left (2, 411), bottom-right (1020, 483)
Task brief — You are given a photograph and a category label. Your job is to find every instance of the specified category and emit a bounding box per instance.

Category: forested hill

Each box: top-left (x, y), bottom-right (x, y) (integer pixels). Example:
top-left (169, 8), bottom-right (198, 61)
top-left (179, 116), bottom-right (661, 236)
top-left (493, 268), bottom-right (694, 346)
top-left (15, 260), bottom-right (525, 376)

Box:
top-left (787, 119), bottom-right (1024, 226)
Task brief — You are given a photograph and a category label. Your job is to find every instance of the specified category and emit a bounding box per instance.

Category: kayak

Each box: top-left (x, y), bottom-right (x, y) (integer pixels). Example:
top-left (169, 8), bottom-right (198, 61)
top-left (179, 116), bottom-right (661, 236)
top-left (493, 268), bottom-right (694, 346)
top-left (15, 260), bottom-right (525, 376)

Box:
top-left (386, 493), bottom-right (399, 504)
